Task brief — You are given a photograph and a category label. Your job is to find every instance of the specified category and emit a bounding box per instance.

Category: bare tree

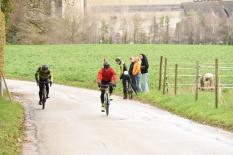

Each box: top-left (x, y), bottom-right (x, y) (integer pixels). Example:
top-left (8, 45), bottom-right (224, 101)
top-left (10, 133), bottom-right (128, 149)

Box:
top-left (132, 14), bottom-right (143, 43)
top-left (150, 16), bottom-right (159, 44)
top-left (100, 19), bottom-right (109, 43)
top-left (66, 16), bottom-right (81, 43)
top-left (164, 16), bottom-right (170, 44)
top-left (75, 15), bottom-right (99, 43)
top-left (119, 17), bottom-right (128, 44)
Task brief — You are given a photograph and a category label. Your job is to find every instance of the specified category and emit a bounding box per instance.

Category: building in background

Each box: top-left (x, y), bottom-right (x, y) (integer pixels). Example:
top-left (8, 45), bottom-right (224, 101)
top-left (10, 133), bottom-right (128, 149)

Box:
top-left (53, 0), bottom-right (233, 43)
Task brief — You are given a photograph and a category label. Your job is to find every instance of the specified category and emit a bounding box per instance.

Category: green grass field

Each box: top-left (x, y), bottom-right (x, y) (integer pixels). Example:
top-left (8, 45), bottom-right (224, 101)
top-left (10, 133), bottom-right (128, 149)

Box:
top-left (5, 44), bottom-right (233, 131)
top-left (0, 98), bottom-right (24, 155)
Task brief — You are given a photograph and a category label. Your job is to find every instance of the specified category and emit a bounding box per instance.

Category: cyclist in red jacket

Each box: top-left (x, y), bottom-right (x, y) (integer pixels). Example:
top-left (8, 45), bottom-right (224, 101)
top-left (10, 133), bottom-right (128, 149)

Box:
top-left (97, 61), bottom-right (117, 112)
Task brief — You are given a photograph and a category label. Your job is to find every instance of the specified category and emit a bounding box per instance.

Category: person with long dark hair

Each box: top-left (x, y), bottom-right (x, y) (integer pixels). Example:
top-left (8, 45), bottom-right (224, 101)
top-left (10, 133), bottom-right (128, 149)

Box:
top-left (140, 54), bottom-right (149, 92)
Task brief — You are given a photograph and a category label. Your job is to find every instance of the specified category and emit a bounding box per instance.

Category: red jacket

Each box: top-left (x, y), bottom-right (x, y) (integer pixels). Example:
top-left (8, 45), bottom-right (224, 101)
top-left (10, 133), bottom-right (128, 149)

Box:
top-left (97, 67), bottom-right (117, 82)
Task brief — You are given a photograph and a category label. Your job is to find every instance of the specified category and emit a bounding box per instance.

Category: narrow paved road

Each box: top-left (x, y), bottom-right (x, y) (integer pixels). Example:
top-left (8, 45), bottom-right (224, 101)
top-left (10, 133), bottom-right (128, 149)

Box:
top-left (8, 80), bottom-right (233, 155)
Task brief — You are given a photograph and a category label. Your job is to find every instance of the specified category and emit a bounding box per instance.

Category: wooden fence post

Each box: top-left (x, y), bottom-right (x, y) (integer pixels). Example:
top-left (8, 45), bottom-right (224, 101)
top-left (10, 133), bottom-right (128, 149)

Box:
top-left (158, 56), bottom-right (163, 91)
top-left (163, 58), bottom-right (167, 95)
top-left (174, 64), bottom-right (178, 95)
top-left (215, 59), bottom-right (219, 109)
top-left (2, 73), bottom-right (12, 101)
top-left (195, 61), bottom-right (200, 101)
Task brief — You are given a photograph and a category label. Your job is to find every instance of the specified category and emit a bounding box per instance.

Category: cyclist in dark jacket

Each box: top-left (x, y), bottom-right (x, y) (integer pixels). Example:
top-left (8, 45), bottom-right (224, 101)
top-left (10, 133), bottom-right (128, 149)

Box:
top-left (35, 65), bottom-right (53, 105)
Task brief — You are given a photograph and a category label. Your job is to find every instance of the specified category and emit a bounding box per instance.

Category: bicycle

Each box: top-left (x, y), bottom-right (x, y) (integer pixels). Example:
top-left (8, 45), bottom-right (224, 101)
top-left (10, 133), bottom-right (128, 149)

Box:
top-left (39, 81), bottom-right (51, 110)
top-left (126, 79), bottom-right (133, 99)
top-left (99, 84), bottom-right (114, 116)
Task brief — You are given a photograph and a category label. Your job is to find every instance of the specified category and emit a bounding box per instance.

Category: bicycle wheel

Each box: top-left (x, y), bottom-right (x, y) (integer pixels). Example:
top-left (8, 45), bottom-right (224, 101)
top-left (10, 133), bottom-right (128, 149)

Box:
top-left (105, 94), bottom-right (110, 116)
top-left (106, 102), bottom-right (109, 116)
top-left (128, 88), bottom-right (133, 99)
top-left (42, 87), bottom-right (46, 110)
top-left (128, 82), bottom-right (133, 99)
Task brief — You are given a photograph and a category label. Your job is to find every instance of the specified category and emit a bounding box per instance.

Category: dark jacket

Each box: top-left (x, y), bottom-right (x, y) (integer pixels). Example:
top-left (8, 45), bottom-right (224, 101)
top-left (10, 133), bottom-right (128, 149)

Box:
top-left (119, 62), bottom-right (128, 79)
top-left (141, 54), bottom-right (149, 74)
top-left (129, 62), bottom-right (134, 76)
top-left (35, 67), bottom-right (52, 81)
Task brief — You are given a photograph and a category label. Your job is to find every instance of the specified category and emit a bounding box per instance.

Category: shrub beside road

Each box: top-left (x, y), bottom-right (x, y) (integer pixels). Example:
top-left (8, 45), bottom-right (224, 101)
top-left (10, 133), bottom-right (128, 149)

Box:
top-left (0, 98), bottom-right (24, 155)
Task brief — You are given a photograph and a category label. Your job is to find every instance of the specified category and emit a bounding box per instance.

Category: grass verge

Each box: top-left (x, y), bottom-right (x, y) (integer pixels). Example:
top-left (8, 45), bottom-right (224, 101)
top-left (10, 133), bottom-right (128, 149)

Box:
top-left (137, 91), bottom-right (233, 132)
top-left (0, 97), bottom-right (24, 155)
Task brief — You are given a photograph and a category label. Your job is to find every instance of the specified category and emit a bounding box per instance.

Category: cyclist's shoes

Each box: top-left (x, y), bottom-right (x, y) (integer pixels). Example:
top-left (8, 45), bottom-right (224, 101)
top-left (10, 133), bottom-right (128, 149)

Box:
top-left (39, 100), bottom-right (42, 105)
top-left (101, 104), bottom-right (105, 112)
top-left (109, 95), bottom-right (113, 101)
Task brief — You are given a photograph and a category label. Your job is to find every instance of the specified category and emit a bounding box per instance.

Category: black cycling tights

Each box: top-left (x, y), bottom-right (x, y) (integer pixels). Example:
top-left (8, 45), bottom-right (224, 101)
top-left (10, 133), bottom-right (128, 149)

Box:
top-left (100, 81), bottom-right (113, 104)
top-left (101, 88), bottom-right (113, 103)
top-left (39, 83), bottom-right (49, 100)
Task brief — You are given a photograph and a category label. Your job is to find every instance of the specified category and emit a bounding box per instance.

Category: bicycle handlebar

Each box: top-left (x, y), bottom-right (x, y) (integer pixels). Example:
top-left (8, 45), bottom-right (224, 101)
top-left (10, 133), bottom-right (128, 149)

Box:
top-left (99, 83), bottom-right (116, 87)
top-left (98, 83), bottom-right (116, 91)
top-left (38, 81), bottom-right (51, 84)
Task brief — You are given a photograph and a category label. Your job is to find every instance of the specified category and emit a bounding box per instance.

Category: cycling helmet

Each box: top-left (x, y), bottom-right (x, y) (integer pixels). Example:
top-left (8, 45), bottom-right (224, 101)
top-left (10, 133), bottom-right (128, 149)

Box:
top-left (103, 61), bottom-right (110, 69)
top-left (42, 64), bottom-right (49, 71)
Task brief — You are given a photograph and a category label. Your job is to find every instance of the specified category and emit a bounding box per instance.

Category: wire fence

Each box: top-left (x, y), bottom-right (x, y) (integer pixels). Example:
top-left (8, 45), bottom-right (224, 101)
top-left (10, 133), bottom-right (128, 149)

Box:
top-left (158, 56), bottom-right (233, 108)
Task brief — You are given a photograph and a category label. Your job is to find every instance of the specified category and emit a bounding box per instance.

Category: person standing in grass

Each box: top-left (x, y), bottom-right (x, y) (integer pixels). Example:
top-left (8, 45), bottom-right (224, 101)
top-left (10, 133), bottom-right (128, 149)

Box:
top-left (129, 56), bottom-right (137, 93)
top-left (115, 57), bottom-right (131, 99)
top-left (140, 54), bottom-right (149, 92)
top-left (133, 57), bottom-right (141, 93)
